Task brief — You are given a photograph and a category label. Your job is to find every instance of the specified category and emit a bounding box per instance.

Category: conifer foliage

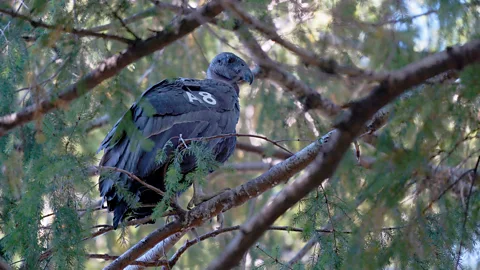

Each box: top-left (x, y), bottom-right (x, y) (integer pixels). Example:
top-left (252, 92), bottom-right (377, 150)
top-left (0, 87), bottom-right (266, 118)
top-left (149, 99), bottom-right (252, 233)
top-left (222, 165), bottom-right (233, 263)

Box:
top-left (0, 0), bottom-right (479, 269)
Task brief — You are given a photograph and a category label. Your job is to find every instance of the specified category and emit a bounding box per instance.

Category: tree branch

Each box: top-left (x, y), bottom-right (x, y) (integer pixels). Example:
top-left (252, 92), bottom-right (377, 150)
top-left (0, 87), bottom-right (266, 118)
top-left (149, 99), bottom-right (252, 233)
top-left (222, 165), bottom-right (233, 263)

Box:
top-left (236, 141), bottom-right (292, 160)
top-left (0, 0), bottom-right (225, 137)
top-left (222, 0), bottom-right (386, 80)
top-left (205, 37), bottom-right (480, 269)
top-left (104, 134), bottom-right (329, 269)
top-left (88, 8), bottom-right (159, 33)
top-left (222, 18), bottom-right (341, 116)
top-left (95, 166), bottom-right (165, 196)
top-left (124, 231), bottom-right (187, 270)
top-left (0, 7), bottom-right (134, 44)
top-left (85, 114), bottom-right (110, 133)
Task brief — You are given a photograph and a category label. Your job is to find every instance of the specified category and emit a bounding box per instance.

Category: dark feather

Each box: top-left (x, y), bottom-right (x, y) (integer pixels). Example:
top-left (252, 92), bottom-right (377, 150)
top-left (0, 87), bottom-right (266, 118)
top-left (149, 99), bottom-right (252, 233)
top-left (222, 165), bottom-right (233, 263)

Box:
top-left (98, 78), bottom-right (240, 228)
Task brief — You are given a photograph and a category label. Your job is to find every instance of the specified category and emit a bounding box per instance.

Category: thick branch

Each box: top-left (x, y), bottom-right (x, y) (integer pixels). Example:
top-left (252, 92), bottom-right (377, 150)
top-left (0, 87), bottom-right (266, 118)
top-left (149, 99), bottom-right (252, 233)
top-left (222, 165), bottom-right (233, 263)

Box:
top-left (0, 8), bottom-right (134, 44)
top-left (0, 0), bottom-right (224, 137)
top-left (104, 135), bottom-right (328, 269)
top-left (206, 39), bottom-right (480, 269)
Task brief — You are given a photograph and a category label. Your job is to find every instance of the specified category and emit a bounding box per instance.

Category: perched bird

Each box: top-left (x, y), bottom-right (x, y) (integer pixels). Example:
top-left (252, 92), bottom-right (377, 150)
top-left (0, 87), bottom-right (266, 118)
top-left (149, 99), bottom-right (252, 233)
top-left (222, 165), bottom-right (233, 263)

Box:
top-left (98, 52), bottom-right (253, 228)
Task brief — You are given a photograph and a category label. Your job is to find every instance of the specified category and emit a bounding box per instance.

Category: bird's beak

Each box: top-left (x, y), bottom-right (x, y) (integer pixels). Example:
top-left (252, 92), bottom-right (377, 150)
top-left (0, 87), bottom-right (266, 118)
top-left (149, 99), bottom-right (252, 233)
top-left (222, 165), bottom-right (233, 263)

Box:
top-left (242, 68), bottom-right (254, 85)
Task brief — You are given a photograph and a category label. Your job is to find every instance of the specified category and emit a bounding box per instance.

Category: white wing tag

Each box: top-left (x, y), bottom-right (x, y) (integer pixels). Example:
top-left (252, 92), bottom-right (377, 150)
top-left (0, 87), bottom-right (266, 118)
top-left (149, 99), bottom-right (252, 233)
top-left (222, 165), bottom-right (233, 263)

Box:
top-left (185, 91), bottom-right (217, 105)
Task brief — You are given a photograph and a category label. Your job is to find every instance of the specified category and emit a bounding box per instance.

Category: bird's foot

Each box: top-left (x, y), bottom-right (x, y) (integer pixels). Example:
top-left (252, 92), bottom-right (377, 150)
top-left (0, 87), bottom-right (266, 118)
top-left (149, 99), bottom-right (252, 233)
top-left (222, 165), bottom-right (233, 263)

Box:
top-left (169, 197), bottom-right (188, 220)
top-left (215, 212), bottom-right (224, 229)
top-left (187, 188), bottom-right (231, 210)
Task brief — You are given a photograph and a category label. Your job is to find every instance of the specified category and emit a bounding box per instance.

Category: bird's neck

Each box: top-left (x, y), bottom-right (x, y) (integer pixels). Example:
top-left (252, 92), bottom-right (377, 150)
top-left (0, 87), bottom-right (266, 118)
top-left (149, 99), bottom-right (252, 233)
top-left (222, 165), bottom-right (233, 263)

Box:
top-left (207, 70), bottom-right (240, 95)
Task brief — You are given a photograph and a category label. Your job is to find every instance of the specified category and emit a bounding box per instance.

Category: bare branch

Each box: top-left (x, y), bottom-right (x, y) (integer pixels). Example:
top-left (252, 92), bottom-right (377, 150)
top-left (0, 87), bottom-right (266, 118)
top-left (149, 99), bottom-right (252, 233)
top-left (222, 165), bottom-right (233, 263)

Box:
top-left (0, 0), bottom-right (225, 137)
top-left (125, 231), bottom-right (187, 270)
top-left (0, 7), bottom-right (134, 44)
top-left (205, 38), bottom-right (480, 269)
top-left (87, 254), bottom-right (162, 267)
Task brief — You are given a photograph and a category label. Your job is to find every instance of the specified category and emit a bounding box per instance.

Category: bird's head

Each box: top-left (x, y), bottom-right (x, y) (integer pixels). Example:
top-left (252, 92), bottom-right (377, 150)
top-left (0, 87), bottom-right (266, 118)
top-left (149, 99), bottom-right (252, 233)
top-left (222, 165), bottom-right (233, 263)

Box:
top-left (207, 52), bottom-right (254, 86)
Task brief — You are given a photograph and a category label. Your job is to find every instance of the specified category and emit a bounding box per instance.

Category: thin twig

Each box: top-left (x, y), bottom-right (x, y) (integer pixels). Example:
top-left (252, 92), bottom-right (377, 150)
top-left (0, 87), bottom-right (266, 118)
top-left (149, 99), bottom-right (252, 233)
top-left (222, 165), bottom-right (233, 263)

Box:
top-left (422, 169), bottom-right (475, 213)
top-left (0, 7), bottom-right (134, 44)
top-left (184, 133), bottom-right (294, 155)
top-left (256, 244), bottom-right (292, 270)
top-left (236, 141), bottom-right (292, 160)
top-left (319, 185), bottom-right (338, 254)
top-left (96, 166), bottom-right (165, 196)
top-left (89, 8), bottom-right (158, 32)
top-left (455, 156), bottom-right (480, 269)
top-left (107, 4), bottom-right (141, 40)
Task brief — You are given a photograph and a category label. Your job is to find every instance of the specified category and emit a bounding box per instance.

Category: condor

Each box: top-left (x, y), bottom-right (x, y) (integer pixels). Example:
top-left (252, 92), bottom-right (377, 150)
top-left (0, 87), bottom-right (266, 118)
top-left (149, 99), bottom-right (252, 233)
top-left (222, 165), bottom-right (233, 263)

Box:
top-left (98, 53), bottom-right (253, 228)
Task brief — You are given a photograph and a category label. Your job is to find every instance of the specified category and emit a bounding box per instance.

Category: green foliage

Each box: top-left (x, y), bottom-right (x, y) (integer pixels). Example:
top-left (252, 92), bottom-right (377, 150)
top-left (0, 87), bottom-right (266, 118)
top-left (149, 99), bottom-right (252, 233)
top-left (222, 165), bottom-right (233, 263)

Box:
top-left (0, 0), bottom-right (479, 269)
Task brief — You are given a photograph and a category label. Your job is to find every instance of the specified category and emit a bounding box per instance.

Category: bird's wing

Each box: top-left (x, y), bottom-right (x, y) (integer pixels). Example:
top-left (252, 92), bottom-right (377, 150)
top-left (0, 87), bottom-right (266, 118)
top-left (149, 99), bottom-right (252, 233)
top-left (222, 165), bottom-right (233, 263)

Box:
top-left (98, 79), bottom-right (239, 227)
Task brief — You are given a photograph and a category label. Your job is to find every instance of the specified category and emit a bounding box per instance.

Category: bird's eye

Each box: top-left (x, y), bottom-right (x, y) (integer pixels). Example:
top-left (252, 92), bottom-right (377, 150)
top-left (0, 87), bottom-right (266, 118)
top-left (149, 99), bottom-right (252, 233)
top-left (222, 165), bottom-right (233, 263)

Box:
top-left (227, 57), bottom-right (235, 64)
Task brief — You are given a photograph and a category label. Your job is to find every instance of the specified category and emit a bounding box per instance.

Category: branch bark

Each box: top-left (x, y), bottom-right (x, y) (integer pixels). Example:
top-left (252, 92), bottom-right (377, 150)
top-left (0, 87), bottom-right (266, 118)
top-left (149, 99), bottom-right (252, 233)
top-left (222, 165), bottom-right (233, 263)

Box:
top-left (205, 38), bottom-right (480, 269)
top-left (104, 135), bottom-right (328, 269)
top-left (124, 231), bottom-right (186, 270)
top-left (0, 0), bottom-right (225, 137)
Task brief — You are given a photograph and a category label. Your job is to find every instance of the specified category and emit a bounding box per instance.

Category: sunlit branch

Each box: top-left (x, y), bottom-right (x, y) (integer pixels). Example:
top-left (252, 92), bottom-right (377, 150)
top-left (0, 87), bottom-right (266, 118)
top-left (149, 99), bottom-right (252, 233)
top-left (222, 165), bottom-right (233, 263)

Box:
top-left (125, 231), bottom-right (187, 270)
top-left (87, 254), bottom-right (161, 267)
